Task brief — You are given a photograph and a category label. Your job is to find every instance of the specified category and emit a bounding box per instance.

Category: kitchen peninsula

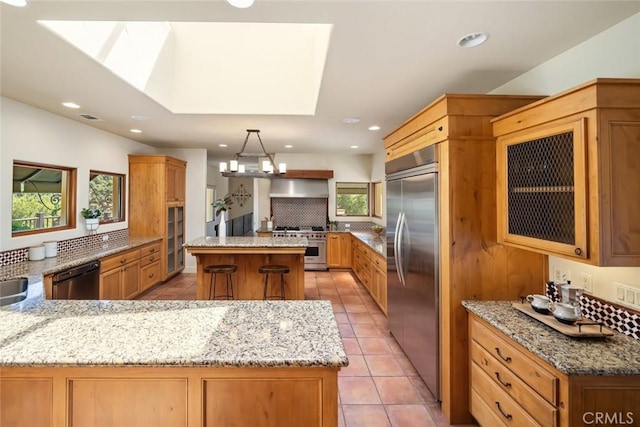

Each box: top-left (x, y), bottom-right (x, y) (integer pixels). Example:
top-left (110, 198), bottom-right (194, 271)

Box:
top-left (0, 298), bottom-right (347, 427)
top-left (184, 236), bottom-right (308, 300)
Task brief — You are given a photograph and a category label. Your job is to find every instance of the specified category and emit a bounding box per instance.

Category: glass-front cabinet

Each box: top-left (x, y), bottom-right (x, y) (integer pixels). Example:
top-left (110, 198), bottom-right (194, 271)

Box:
top-left (167, 206), bottom-right (185, 275)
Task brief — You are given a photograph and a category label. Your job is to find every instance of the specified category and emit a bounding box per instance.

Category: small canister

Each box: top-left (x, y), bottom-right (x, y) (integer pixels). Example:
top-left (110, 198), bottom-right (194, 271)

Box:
top-left (28, 245), bottom-right (45, 261)
top-left (43, 240), bottom-right (58, 258)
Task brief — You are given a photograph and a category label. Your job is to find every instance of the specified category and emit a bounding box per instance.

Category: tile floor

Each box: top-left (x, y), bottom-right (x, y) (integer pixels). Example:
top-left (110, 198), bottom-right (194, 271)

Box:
top-left (138, 270), bottom-right (475, 427)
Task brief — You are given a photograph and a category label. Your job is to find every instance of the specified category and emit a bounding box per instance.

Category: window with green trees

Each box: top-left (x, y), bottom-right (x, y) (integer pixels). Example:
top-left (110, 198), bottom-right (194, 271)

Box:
top-left (89, 171), bottom-right (125, 223)
top-left (336, 182), bottom-right (369, 216)
top-left (12, 162), bottom-right (76, 235)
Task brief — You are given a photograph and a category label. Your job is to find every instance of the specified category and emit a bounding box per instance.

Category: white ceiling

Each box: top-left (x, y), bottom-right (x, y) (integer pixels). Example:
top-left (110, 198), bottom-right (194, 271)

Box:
top-left (3, 0), bottom-right (640, 159)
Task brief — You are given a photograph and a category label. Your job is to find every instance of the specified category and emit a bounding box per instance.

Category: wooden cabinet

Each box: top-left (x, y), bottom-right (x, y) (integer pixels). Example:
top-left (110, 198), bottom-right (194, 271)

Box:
top-left (99, 248), bottom-right (141, 299)
top-left (140, 242), bottom-right (162, 292)
top-left (2, 366), bottom-right (339, 427)
top-left (351, 237), bottom-right (386, 313)
top-left (384, 94), bottom-right (547, 424)
top-left (327, 233), bottom-right (351, 268)
top-left (493, 78), bottom-right (640, 266)
top-left (469, 314), bottom-right (640, 427)
top-left (129, 155), bottom-right (187, 280)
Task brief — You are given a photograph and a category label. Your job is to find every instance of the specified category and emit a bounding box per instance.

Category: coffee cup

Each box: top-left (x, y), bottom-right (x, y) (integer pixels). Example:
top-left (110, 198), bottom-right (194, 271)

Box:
top-left (526, 294), bottom-right (551, 314)
top-left (550, 302), bottom-right (579, 325)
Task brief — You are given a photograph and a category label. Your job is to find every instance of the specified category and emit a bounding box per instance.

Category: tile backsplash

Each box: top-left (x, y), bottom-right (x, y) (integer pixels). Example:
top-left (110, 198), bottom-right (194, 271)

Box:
top-left (0, 229), bottom-right (128, 267)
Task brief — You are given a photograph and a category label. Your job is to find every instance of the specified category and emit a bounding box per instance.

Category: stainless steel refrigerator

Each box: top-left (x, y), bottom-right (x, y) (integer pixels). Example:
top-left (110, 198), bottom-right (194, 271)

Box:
top-left (386, 145), bottom-right (439, 401)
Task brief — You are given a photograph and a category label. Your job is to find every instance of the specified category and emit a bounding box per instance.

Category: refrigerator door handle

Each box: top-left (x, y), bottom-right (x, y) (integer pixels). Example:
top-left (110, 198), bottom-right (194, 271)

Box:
top-left (397, 212), bottom-right (407, 286)
top-left (400, 213), bottom-right (410, 282)
top-left (393, 211), bottom-right (403, 285)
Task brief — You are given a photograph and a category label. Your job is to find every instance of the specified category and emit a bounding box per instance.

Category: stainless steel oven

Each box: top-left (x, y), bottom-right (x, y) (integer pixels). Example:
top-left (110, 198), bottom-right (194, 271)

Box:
top-left (273, 227), bottom-right (327, 270)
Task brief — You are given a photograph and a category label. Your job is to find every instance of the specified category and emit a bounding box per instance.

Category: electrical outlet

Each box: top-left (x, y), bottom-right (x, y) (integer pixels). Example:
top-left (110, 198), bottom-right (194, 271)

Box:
top-left (580, 273), bottom-right (593, 293)
top-left (616, 283), bottom-right (625, 301)
top-left (626, 289), bottom-right (636, 305)
top-left (345, 223), bottom-right (350, 229)
top-left (102, 234), bottom-right (109, 241)
top-left (553, 267), bottom-right (570, 283)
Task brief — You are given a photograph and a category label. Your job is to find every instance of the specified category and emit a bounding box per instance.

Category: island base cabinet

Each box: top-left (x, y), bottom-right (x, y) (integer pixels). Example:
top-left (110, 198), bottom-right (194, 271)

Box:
top-left (0, 366), bottom-right (339, 427)
top-left (204, 378), bottom-right (323, 426)
top-left (0, 378), bottom-right (52, 427)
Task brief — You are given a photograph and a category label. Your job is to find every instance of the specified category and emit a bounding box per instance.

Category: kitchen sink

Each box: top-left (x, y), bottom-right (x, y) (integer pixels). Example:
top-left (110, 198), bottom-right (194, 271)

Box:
top-left (0, 278), bottom-right (28, 306)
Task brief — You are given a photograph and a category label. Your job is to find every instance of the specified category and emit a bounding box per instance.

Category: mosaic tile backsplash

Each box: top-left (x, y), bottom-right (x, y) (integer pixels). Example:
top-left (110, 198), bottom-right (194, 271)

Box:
top-left (0, 229), bottom-right (128, 267)
top-left (546, 281), bottom-right (640, 340)
top-left (271, 198), bottom-right (328, 227)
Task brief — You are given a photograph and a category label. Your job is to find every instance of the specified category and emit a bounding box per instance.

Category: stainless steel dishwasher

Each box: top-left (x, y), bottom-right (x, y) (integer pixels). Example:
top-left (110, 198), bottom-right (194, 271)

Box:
top-left (52, 261), bottom-right (100, 299)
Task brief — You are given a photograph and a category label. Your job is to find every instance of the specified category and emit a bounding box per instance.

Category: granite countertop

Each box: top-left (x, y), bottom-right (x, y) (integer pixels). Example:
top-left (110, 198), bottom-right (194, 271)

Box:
top-left (0, 299), bottom-right (348, 369)
top-left (0, 237), bottom-right (162, 282)
top-left (184, 236), bottom-right (308, 248)
top-left (351, 231), bottom-right (386, 257)
top-left (463, 300), bottom-right (640, 376)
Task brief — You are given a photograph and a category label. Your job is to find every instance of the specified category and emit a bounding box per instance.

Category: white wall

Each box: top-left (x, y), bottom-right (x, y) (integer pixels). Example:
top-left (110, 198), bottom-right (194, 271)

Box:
top-left (159, 148), bottom-right (207, 273)
top-left (490, 12), bottom-right (640, 306)
top-left (1, 97), bottom-right (155, 251)
top-left (370, 149), bottom-right (386, 226)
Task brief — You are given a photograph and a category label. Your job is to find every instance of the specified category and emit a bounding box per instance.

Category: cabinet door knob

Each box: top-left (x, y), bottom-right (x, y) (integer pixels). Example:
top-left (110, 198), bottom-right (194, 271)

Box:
top-left (575, 247), bottom-right (582, 256)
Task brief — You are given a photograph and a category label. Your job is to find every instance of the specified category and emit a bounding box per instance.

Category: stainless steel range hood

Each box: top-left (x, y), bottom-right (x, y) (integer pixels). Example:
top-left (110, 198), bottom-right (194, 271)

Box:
top-left (270, 179), bottom-right (329, 198)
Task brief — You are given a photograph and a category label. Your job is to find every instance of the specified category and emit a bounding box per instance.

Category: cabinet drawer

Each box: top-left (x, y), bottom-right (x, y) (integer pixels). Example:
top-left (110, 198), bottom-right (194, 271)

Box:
top-left (140, 252), bottom-right (161, 267)
top-left (470, 317), bottom-right (558, 405)
top-left (471, 341), bottom-right (557, 427)
top-left (371, 253), bottom-right (386, 270)
top-left (101, 249), bottom-right (141, 272)
top-left (140, 242), bottom-right (161, 258)
top-left (471, 363), bottom-right (540, 427)
top-left (140, 261), bottom-right (161, 291)
top-left (470, 387), bottom-right (507, 427)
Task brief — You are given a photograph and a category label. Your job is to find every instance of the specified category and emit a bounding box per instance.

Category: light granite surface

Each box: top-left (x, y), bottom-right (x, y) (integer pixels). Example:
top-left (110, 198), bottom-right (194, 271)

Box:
top-left (0, 237), bottom-right (161, 283)
top-left (463, 300), bottom-right (640, 376)
top-left (351, 231), bottom-right (386, 257)
top-left (184, 236), bottom-right (308, 248)
top-left (0, 299), bottom-right (348, 368)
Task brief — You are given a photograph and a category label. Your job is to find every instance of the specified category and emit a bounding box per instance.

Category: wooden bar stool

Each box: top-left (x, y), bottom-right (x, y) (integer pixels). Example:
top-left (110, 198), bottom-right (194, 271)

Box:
top-left (204, 264), bottom-right (237, 300)
top-left (258, 265), bottom-right (289, 300)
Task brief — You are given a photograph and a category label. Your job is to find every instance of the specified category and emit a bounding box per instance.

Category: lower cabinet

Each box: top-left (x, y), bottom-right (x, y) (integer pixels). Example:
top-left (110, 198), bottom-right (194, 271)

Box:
top-left (1, 366), bottom-right (339, 427)
top-left (351, 238), bottom-right (387, 313)
top-left (99, 242), bottom-right (162, 300)
top-left (327, 233), bottom-right (351, 268)
top-left (469, 314), bottom-right (640, 426)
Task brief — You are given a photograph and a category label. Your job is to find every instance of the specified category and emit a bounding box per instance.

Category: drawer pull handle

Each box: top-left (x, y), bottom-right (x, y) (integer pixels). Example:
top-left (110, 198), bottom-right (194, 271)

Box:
top-left (120, 259), bottom-right (126, 264)
top-left (495, 372), bottom-right (512, 388)
top-left (149, 257), bottom-right (155, 262)
top-left (148, 273), bottom-right (154, 278)
top-left (495, 347), bottom-right (512, 362)
top-left (495, 401), bottom-right (513, 420)
top-left (150, 248), bottom-right (156, 253)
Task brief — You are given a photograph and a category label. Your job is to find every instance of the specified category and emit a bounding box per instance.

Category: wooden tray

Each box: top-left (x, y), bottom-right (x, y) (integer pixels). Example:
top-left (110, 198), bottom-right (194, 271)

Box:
top-left (512, 302), bottom-right (614, 338)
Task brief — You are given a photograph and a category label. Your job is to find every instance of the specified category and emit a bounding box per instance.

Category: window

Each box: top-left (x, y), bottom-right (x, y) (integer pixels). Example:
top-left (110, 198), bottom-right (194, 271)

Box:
top-left (372, 182), bottom-right (383, 218)
top-left (89, 170), bottom-right (125, 223)
top-left (12, 161), bottom-right (76, 235)
top-left (336, 182), bottom-right (370, 216)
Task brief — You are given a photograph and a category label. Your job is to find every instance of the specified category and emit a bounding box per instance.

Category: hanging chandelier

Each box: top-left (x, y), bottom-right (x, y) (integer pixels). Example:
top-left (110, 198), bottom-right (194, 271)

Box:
top-left (220, 129), bottom-right (287, 178)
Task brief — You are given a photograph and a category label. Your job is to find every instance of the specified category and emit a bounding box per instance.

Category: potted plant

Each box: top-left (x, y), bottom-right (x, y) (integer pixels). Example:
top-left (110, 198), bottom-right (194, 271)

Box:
top-left (81, 207), bottom-right (102, 231)
top-left (212, 195), bottom-right (233, 237)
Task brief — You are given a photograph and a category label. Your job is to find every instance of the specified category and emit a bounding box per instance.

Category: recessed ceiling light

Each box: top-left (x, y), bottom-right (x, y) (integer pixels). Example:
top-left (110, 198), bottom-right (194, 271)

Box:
top-left (285, 145), bottom-right (293, 148)
top-left (130, 129), bottom-right (142, 134)
top-left (368, 125), bottom-right (381, 131)
top-left (457, 32), bottom-right (489, 48)
top-left (1, 0), bottom-right (27, 7)
top-left (131, 115), bottom-right (149, 121)
top-left (226, 0), bottom-right (254, 9)
top-left (350, 145), bottom-right (359, 149)
top-left (342, 117), bottom-right (360, 124)
top-left (62, 102), bottom-right (80, 109)
top-left (219, 144), bottom-right (228, 148)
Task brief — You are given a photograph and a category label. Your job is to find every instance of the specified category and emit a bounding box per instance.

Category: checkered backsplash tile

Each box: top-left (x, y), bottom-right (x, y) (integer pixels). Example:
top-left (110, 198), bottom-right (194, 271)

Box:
top-left (271, 198), bottom-right (328, 228)
top-left (547, 282), bottom-right (640, 340)
top-left (0, 229), bottom-right (129, 267)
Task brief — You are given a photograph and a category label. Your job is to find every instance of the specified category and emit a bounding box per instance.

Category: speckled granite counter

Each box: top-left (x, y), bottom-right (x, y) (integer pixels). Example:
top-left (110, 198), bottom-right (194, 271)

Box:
top-left (0, 299), bottom-right (347, 368)
top-left (184, 235), bottom-right (308, 248)
top-left (0, 237), bottom-right (162, 283)
top-left (463, 300), bottom-right (640, 375)
top-left (350, 231), bottom-right (386, 257)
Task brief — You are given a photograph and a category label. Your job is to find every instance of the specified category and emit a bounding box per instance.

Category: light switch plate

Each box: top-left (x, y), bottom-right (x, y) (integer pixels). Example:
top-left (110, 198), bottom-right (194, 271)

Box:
top-left (616, 285), bottom-right (625, 301)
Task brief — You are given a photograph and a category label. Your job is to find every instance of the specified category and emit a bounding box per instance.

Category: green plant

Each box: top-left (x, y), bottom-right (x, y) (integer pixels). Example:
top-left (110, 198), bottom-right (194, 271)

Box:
top-left (213, 195), bottom-right (233, 217)
top-left (81, 207), bottom-right (102, 219)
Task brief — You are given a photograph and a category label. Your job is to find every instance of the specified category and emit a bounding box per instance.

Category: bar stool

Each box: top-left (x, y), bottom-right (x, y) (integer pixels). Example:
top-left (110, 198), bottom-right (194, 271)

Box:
top-left (204, 264), bottom-right (237, 300)
top-left (258, 265), bottom-right (289, 300)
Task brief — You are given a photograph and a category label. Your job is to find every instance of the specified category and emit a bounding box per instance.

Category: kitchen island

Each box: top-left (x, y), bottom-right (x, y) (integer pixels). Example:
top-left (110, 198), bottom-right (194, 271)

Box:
top-left (184, 236), bottom-right (308, 300)
top-left (0, 298), bottom-right (347, 427)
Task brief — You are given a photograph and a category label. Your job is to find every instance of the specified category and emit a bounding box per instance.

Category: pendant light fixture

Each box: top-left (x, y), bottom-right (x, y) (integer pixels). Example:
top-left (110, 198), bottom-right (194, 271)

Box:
top-left (220, 129), bottom-right (286, 178)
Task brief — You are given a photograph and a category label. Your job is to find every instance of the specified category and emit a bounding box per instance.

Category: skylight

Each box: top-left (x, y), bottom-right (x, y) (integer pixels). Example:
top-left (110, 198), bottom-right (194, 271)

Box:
top-left (38, 20), bottom-right (332, 116)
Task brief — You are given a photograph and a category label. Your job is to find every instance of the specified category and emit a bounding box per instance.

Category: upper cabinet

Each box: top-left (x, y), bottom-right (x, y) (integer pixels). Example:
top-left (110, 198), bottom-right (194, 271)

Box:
top-left (493, 78), bottom-right (640, 266)
top-left (166, 160), bottom-right (186, 203)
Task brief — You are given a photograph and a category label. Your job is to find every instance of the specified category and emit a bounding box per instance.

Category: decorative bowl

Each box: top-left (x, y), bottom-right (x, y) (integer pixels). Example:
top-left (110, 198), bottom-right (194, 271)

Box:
top-left (371, 226), bottom-right (384, 235)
